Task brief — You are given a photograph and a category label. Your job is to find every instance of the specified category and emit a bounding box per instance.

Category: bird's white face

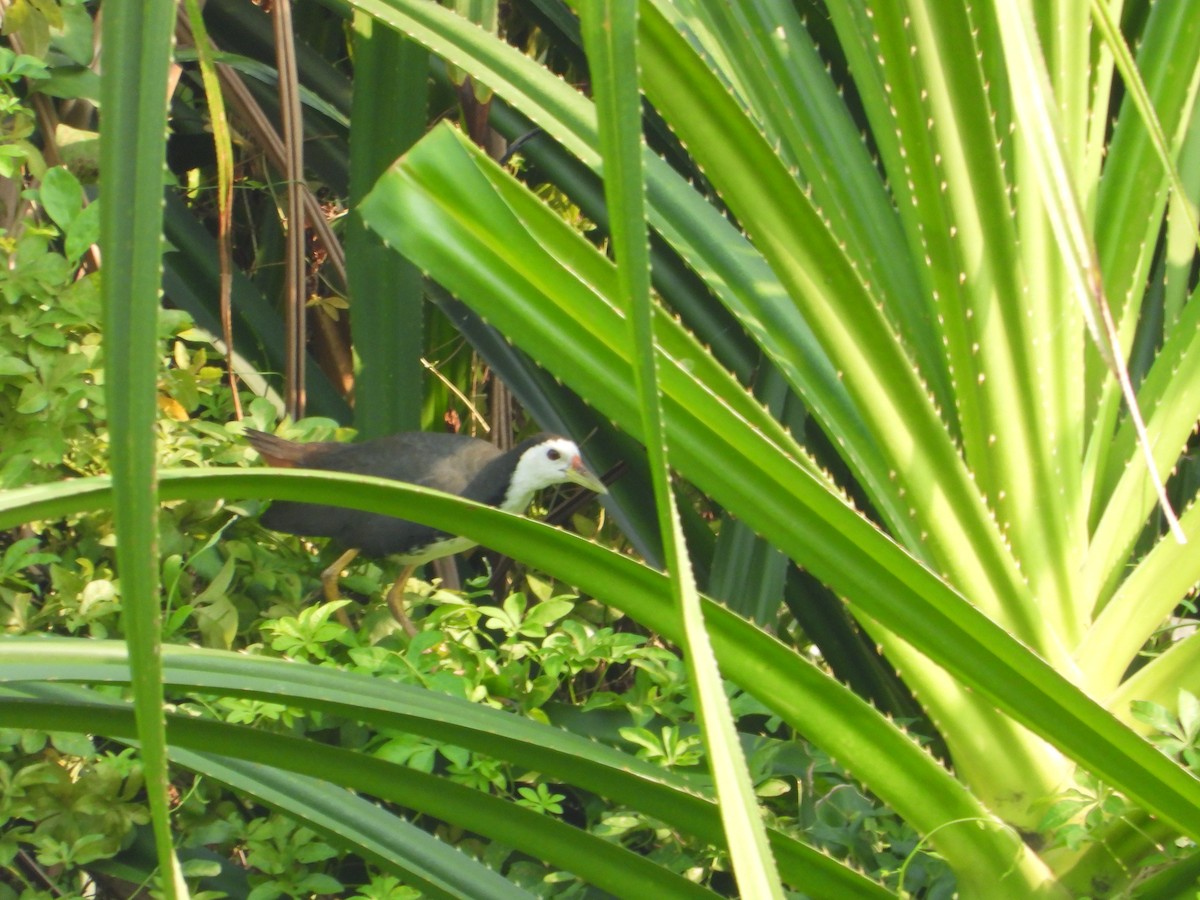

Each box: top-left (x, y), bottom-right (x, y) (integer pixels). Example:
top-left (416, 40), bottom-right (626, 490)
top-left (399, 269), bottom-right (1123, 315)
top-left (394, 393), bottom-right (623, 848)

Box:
top-left (502, 437), bottom-right (607, 512)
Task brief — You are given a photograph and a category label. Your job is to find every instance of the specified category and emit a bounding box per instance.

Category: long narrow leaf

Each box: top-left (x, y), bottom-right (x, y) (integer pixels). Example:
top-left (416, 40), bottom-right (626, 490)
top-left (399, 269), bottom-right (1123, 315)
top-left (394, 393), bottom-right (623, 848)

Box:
top-left (181, 0), bottom-right (241, 420)
top-left (579, 2), bottom-right (782, 895)
top-left (99, 1), bottom-right (184, 893)
top-left (346, 13), bottom-right (427, 435)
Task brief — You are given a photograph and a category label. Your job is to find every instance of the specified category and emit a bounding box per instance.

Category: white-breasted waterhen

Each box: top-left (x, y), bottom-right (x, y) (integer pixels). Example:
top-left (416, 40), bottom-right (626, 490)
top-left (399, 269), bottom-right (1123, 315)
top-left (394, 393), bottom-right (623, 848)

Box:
top-left (244, 428), bottom-right (607, 633)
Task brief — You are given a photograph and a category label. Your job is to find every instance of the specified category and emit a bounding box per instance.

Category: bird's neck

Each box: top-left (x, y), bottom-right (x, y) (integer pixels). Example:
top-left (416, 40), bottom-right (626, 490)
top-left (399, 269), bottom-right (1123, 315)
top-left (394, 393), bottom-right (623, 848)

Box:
top-left (497, 456), bottom-right (545, 512)
top-left (465, 445), bottom-right (541, 513)
top-left (499, 485), bottom-right (538, 514)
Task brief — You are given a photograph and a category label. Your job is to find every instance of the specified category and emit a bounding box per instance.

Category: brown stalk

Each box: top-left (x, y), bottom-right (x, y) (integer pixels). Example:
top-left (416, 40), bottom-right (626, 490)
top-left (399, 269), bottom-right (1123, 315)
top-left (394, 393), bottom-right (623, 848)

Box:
top-left (273, 0), bottom-right (307, 419)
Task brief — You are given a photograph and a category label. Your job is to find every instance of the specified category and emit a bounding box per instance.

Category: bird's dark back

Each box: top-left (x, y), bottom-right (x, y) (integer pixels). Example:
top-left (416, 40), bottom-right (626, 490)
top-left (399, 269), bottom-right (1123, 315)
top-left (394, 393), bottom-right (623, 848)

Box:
top-left (253, 430), bottom-right (510, 557)
top-left (300, 432), bottom-right (502, 489)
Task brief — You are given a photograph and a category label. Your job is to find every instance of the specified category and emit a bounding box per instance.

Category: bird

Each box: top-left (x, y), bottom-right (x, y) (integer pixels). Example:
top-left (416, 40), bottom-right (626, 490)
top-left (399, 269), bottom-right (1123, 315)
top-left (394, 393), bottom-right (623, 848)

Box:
top-left (244, 428), bottom-right (608, 634)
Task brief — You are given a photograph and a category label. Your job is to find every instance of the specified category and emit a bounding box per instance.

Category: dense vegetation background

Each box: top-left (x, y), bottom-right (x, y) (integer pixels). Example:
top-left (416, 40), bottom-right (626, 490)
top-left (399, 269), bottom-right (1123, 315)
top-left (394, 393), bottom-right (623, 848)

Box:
top-left (1, 0), bottom-right (1199, 897)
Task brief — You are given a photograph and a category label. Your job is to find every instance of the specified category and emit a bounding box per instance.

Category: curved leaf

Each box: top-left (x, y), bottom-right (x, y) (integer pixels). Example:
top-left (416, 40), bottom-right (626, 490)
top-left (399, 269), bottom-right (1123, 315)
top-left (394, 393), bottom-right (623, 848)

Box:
top-left (0, 642), bottom-right (889, 897)
top-left (0, 685), bottom-right (713, 900)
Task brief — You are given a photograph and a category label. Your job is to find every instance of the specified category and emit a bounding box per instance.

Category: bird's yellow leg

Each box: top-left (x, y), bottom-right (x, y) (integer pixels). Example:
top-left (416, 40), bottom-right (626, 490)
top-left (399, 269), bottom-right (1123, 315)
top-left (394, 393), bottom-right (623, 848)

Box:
top-left (386, 565), bottom-right (418, 637)
top-left (322, 548), bottom-right (360, 629)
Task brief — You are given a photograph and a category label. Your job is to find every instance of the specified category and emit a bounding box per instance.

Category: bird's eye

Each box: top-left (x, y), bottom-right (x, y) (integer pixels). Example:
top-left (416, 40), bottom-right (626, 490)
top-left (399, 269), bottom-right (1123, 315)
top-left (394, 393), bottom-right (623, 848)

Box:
top-left (546, 448), bottom-right (562, 461)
